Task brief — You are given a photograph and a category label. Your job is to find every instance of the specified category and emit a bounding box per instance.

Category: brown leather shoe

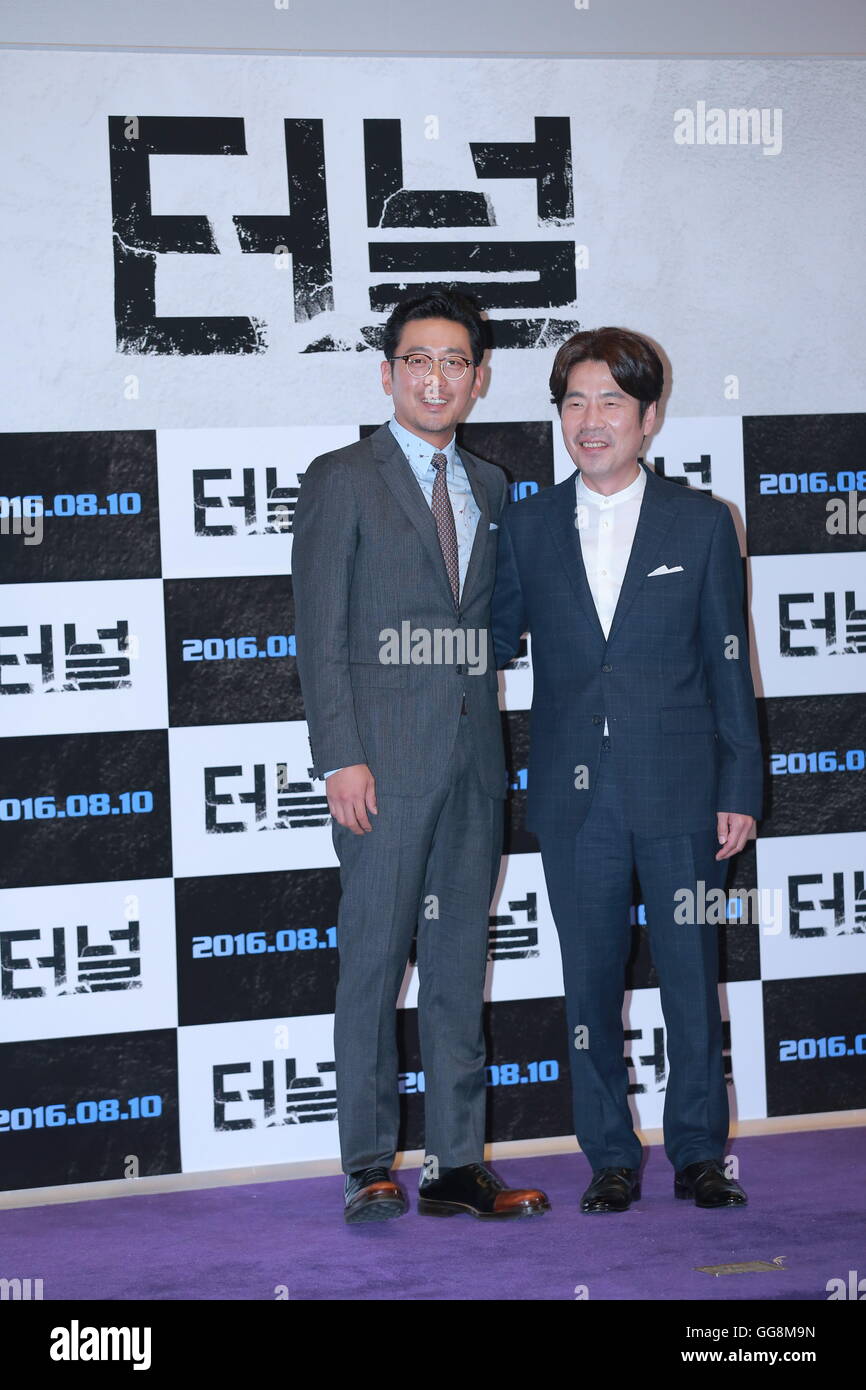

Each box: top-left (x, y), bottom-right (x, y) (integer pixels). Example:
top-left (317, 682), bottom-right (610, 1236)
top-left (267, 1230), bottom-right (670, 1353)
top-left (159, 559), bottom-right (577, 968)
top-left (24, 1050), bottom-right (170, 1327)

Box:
top-left (344, 1166), bottom-right (409, 1224)
top-left (417, 1162), bottom-right (550, 1218)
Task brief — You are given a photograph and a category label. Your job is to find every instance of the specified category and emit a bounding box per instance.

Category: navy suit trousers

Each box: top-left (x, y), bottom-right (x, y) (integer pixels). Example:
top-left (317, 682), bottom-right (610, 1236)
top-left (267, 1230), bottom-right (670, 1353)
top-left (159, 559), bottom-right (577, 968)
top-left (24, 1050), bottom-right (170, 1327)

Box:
top-left (539, 735), bottom-right (730, 1173)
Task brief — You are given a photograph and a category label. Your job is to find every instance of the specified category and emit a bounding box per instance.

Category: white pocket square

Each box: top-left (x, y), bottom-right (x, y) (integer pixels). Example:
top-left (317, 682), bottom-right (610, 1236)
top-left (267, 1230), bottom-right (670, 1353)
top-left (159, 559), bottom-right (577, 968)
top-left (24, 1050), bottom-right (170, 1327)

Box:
top-left (489, 522), bottom-right (499, 530)
top-left (647, 564), bottom-right (684, 576)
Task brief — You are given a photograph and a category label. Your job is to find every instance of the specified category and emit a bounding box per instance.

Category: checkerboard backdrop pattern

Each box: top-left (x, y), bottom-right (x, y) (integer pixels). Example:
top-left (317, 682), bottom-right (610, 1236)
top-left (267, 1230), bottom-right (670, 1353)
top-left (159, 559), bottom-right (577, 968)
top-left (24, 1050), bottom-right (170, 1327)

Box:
top-left (1, 416), bottom-right (863, 1191)
top-left (2, 50), bottom-right (865, 1189)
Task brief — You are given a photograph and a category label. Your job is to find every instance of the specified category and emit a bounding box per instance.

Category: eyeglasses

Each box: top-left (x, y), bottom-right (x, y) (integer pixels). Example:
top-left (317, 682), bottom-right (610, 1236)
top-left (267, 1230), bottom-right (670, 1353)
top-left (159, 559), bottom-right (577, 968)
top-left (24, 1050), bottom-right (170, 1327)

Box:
top-left (391, 353), bottom-right (474, 381)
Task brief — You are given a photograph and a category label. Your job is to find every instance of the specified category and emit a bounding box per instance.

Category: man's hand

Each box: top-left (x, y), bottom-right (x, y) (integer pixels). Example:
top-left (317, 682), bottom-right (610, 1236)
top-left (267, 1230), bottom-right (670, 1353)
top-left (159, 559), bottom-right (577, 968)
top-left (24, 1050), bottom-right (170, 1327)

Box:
top-left (715, 812), bottom-right (755, 861)
top-left (327, 764), bottom-right (377, 835)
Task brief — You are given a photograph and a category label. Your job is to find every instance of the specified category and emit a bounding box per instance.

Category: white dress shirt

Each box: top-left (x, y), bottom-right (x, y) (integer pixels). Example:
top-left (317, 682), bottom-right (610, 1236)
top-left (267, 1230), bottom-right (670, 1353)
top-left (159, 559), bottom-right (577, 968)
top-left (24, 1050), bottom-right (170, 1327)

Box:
top-left (575, 464), bottom-right (646, 735)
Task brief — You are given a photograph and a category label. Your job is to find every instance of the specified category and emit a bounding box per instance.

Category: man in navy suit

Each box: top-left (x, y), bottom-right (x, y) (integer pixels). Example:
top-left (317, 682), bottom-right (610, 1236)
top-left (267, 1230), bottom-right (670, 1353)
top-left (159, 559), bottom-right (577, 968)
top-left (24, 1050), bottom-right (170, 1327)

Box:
top-left (492, 328), bottom-right (762, 1212)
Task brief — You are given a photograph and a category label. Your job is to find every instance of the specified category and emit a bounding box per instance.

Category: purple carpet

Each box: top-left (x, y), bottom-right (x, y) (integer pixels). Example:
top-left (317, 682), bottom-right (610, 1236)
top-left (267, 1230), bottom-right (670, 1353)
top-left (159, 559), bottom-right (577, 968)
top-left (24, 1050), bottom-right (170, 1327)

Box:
top-left (2, 1128), bottom-right (863, 1300)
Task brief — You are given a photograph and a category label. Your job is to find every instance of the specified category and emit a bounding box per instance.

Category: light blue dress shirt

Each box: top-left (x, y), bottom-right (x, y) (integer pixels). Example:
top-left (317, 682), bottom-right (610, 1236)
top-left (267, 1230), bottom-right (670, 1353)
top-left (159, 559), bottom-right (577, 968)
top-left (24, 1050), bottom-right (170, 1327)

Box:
top-left (387, 415), bottom-right (480, 595)
top-left (323, 417), bottom-right (481, 779)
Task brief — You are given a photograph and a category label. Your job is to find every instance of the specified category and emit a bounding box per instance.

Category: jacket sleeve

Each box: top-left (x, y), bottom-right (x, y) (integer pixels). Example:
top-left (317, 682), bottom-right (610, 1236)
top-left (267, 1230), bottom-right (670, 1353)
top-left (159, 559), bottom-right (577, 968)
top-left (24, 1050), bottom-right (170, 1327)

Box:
top-left (699, 504), bottom-right (764, 818)
top-left (291, 454), bottom-right (369, 778)
top-left (491, 507), bottom-right (528, 669)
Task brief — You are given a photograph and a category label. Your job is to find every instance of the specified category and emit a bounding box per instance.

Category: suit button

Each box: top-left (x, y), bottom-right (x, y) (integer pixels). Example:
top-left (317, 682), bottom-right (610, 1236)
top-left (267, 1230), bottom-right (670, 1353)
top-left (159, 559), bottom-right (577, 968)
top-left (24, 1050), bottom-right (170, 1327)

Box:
top-left (592, 715), bottom-right (603, 725)
top-left (601, 664), bottom-right (612, 673)
top-left (456, 665), bottom-right (464, 675)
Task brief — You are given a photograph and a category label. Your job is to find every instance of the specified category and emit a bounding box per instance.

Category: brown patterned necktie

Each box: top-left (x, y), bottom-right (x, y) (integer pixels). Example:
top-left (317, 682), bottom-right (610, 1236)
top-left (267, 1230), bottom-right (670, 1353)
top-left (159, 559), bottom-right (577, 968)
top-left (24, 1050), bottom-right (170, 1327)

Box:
top-left (430, 451), bottom-right (460, 606)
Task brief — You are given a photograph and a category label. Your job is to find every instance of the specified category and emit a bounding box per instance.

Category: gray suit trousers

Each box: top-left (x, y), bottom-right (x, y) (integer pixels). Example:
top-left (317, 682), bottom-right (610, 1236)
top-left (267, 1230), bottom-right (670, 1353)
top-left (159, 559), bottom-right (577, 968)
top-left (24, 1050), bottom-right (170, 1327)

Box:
top-left (332, 715), bottom-right (503, 1173)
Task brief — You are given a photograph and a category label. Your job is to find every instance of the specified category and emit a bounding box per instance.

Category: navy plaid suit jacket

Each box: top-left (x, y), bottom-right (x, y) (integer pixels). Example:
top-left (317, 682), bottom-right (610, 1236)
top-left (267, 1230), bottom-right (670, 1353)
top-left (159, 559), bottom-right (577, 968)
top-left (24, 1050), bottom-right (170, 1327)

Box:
top-left (492, 463), bottom-right (763, 839)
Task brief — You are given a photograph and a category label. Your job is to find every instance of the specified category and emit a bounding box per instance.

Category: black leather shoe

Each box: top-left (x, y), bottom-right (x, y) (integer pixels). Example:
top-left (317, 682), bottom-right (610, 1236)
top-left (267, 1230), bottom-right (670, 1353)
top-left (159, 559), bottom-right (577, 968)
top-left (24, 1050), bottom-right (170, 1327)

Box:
top-left (674, 1159), bottom-right (748, 1208)
top-left (418, 1162), bottom-right (550, 1219)
top-left (344, 1166), bottom-right (409, 1224)
top-left (580, 1167), bottom-right (641, 1213)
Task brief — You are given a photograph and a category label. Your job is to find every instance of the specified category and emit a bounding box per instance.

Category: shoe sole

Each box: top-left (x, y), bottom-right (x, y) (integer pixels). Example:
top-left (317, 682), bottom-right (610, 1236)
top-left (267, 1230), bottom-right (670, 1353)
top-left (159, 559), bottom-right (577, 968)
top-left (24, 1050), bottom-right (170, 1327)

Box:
top-left (344, 1194), bottom-right (408, 1224)
top-left (417, 1197), bottom-right (551, 1219)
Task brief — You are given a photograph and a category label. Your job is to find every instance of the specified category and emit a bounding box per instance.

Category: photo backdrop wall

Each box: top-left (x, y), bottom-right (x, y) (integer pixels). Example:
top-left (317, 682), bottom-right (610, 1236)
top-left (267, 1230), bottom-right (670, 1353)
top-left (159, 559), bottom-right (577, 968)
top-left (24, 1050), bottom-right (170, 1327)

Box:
top-left (0, 51), bottom-right (864, 1191)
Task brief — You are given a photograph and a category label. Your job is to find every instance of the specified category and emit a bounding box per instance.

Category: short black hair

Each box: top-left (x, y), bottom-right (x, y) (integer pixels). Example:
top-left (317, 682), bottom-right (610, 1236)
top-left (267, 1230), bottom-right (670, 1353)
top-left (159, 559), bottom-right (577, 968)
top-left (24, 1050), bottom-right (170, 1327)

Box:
top-left (382, 288), bottom-right (487, 366)
top-left (549, 327), bottom-right (664, 422)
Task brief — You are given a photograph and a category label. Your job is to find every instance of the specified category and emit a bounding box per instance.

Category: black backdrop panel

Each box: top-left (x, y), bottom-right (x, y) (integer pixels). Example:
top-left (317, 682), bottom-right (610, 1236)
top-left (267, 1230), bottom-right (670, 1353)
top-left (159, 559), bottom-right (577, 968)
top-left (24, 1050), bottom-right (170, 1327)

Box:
top-left (0, 431), bottom-right (161, 583)
top-left (758, 694), bottom-right (866, 838)
top-left (0, 730), bottom-right (172, 889)
top-left (743, 413), bottom-right (866, 556)
top-left (764, 974), bottom-right (866, 1116)
top-left (164, 575), bottom-right (303, 727)
top-left (175, 868), bottom-right (342, 1025)
top-left (397, 998), bottom-right (573, 1150)
top-left (0, 1028), bottom-right (180, 1190)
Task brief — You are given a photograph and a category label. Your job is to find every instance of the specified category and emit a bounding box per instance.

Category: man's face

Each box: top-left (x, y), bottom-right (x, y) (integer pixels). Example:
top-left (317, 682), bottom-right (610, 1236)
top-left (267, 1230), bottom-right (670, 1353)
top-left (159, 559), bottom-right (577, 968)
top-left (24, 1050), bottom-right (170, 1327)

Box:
top-left (560, 358), bottom-right (656, 492)
top-left (381, 317), bottom-right (483, 445)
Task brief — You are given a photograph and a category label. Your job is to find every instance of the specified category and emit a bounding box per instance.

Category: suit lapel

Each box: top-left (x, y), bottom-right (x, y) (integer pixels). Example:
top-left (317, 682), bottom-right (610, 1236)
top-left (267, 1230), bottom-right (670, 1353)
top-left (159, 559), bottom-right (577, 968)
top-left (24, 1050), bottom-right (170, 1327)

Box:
top-left (606, 464), bottom-right (679, 644)
top-left (455, 449), bottom-right (492, 612)
top-left (371, 423), bottom-right (457, 607)
top-left (544, 475), bottom-right (608, 644)
top-left (372, 423), bottom-right (495, 612)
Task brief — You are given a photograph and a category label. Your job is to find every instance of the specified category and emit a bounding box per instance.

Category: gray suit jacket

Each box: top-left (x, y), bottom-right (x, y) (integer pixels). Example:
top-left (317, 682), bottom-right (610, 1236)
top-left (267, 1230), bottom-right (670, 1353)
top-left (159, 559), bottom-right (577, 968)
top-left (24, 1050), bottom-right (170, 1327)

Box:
top-left (292, 422), bottom-right (509, 799)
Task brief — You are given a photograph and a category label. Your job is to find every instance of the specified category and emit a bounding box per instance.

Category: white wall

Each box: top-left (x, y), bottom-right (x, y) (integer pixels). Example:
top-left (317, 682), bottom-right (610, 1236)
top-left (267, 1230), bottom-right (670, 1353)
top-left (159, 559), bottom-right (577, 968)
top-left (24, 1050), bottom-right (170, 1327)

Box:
top-left (1, 0), bottom-right (864, 56)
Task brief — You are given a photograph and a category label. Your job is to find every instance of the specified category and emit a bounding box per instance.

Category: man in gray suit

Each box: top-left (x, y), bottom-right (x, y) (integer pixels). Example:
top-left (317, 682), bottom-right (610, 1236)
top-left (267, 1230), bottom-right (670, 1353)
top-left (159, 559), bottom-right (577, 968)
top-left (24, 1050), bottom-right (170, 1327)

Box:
top-left (292, 289), bottom-right (549, 1224)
